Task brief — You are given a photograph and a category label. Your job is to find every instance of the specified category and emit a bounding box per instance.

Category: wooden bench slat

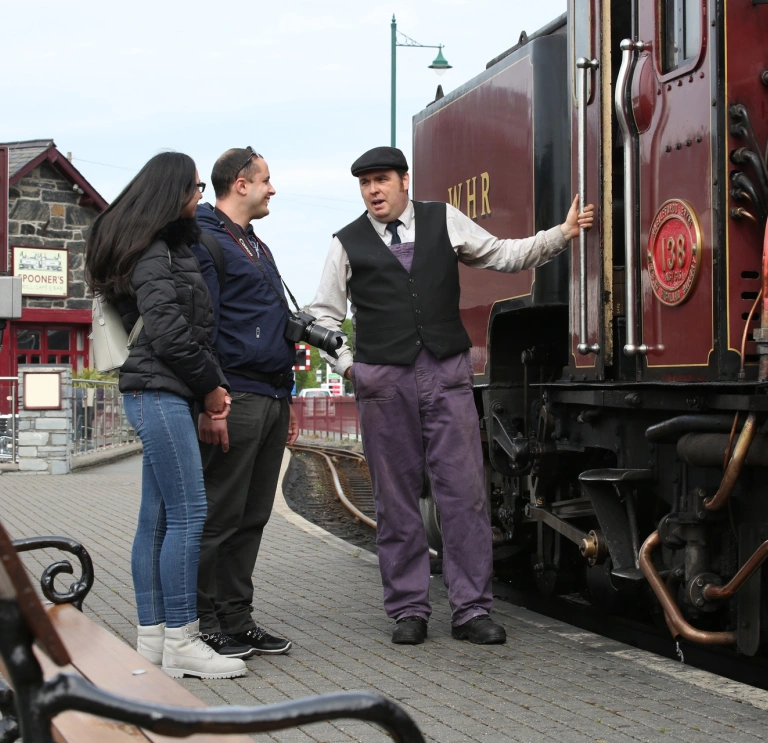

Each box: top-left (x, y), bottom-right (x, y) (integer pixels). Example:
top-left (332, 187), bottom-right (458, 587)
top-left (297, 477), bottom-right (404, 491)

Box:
top-left (1, 653), bottom-right (152, 743)
top-left (43, 604), bottom-right (253, 743)
top-left (32, 652), bottom-right (154, 742)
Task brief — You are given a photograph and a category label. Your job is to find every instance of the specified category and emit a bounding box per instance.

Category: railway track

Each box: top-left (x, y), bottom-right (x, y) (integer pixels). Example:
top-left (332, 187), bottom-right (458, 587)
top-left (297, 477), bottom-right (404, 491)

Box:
top-left (285, 441), bottom-right (768, 691)
top-left (289, 444), bottom-right (375, 527)
top-left (287, 442), bottom-right (439, 558)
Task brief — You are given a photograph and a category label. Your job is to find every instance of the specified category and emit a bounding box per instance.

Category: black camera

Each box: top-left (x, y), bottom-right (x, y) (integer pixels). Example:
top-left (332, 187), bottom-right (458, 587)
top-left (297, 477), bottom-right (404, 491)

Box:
top-left (285, 311), bottom-right (345, 359)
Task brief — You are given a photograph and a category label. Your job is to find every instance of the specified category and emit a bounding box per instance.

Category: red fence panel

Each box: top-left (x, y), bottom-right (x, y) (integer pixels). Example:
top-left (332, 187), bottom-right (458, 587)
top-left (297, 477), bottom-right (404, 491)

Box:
top-left (294, 397), bottom-right (360, 441)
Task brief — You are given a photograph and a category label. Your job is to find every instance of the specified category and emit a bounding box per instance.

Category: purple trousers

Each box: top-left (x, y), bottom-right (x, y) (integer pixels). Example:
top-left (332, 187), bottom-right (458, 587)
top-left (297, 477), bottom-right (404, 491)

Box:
top-left (354, 348), bottom-right (494, 625)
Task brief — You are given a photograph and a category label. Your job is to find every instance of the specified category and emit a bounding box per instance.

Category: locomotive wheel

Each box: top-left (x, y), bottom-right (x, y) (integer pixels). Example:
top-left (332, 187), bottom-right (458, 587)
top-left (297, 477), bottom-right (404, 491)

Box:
top-left (532, 524), bottom-right (577, 596)
top-left (585, 559), bottom-right (620, 612)
top-left (585, 559), bottom-right (644, 616)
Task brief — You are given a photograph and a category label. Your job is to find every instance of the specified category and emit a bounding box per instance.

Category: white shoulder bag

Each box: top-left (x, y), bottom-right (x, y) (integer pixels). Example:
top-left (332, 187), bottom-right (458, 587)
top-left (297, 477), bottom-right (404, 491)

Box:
top-left (91, 295), bottom-right (144, 373)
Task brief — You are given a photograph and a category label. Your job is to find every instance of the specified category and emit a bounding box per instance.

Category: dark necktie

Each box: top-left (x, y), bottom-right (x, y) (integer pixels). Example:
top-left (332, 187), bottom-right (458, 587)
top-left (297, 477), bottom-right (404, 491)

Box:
top-left (386, 220), bottom-right (402, 245)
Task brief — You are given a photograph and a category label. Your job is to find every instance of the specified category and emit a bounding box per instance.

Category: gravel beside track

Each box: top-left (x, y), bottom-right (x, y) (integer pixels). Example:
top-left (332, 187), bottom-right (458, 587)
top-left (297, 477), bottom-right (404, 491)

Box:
top-left (283, 449), bottom-right (378, 555)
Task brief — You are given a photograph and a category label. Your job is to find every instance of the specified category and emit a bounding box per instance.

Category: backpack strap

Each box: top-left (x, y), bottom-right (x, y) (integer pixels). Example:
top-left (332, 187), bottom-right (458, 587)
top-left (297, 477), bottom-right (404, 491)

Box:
top-left (198, 233), bottom-right (226, 293)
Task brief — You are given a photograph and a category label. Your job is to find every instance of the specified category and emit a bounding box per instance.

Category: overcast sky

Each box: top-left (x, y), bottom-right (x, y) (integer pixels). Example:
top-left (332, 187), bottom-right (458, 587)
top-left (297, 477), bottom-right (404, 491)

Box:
top-left (4, 0), bottom-right (567, 306)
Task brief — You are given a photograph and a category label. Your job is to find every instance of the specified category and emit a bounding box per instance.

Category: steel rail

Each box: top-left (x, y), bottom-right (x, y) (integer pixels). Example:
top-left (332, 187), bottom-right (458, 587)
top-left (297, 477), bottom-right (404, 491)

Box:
top-left (291, 444), bottom-right (377, 529)
top-left (289, 444), bottom-right (438, 557)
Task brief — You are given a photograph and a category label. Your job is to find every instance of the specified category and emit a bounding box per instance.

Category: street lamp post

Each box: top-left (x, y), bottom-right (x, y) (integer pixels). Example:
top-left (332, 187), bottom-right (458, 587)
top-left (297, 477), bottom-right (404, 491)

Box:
top-left (390, 14), bottom-right (451, 147)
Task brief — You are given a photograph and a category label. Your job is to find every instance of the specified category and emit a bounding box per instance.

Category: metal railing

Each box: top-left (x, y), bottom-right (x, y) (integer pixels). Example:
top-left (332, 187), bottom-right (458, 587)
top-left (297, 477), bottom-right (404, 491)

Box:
top-left (0, 377), bottom-right (19, 462)
top-left (294, 397), bottom-right (360, 442)
top-left (71, 380), bottom-right (137, 457)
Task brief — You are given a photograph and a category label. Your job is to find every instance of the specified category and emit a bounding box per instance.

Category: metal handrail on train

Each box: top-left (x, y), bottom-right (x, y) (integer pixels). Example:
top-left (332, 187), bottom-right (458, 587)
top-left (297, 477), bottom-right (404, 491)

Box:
top-left (576, 57), bottom-right (600, 356)
top-left (615, 39), bottom-right (648, 357)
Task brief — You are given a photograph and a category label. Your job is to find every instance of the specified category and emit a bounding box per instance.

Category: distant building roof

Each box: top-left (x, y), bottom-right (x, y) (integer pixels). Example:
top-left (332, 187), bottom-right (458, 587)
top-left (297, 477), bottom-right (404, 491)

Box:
top-left (1, 139), bottom-right (107, 211)
top-left (5, 139), bottom-right (55, 177)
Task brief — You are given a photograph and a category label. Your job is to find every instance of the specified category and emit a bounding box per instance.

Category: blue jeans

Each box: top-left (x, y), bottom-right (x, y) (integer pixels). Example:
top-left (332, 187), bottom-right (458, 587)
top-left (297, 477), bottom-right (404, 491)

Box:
top-left (123, 391), bottom-right (207, 628)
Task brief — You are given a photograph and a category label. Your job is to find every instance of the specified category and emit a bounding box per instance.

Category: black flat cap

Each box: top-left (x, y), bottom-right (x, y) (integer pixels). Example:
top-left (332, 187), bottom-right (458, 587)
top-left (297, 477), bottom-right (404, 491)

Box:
top-left (351, 146), bottom-right (409, 177)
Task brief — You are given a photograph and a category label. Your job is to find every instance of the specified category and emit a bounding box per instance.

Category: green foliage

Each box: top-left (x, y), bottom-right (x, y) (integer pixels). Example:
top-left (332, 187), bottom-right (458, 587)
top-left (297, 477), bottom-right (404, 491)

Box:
top-left (73, 368), bottom-right (118, 385)
top-left (294, 345), bottom-right (324, 392)
top-left (293, 317), bottom-right (355, 394)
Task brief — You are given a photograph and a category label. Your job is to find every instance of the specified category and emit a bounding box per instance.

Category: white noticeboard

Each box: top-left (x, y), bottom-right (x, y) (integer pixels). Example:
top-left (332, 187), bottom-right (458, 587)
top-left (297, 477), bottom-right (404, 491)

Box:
top-left (23, 372), bottom-right (62, 410)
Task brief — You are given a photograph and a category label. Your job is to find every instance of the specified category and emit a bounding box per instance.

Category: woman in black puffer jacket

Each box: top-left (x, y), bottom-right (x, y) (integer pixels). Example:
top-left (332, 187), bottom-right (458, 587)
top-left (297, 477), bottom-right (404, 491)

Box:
top-left (85, 153), bottom-right (245, 680)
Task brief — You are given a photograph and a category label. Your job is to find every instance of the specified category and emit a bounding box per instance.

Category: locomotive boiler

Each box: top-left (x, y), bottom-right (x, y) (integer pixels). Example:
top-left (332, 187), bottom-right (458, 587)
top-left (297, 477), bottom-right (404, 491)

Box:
top-left (413, 1), bottom-right (768, 655)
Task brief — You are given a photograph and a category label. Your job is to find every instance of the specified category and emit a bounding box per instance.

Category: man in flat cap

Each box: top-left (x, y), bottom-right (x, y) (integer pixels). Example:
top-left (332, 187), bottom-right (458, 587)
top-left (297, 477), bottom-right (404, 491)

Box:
top-left (310, 146), bottom-right (594, 646)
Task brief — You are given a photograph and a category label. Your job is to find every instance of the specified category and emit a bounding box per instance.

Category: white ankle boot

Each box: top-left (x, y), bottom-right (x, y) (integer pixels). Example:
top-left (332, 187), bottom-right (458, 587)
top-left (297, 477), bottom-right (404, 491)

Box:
top-left (136, 622), bottom-right (165, 665)
top-left (162, 619), bottom-right (247, 679)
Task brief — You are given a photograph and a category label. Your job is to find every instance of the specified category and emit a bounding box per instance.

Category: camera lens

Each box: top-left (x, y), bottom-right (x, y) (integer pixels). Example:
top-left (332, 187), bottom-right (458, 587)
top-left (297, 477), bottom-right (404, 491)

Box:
top-left (304, 323), bottom-right (343, 353)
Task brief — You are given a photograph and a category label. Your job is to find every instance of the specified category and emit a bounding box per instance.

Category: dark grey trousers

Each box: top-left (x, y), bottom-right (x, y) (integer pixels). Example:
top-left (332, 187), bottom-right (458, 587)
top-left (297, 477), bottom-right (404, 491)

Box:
top-left (196, 392), bottom-right (289, 634)
top-left (355, 348), bottom-right (494, 626)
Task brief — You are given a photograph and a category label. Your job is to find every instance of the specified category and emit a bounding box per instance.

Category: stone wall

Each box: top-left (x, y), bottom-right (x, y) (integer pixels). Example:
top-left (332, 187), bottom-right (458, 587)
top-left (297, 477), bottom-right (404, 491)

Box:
top-left (7, 162), bottom-right (99, 311)
top-left (16, 364), bottom-right (72, 475)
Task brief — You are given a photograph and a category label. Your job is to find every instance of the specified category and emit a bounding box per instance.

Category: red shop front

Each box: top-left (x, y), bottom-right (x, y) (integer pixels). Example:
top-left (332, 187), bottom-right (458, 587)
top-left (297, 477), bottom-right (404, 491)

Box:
top-left (0, 140), bottom-right (108, 415)
top-left (0, 309), bottom-right (92, 415)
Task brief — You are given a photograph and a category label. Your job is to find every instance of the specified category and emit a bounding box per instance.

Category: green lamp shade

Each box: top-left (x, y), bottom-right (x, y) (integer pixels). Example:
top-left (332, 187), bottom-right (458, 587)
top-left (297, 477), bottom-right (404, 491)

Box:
top-left (428, 47), bottom-right (451, 76)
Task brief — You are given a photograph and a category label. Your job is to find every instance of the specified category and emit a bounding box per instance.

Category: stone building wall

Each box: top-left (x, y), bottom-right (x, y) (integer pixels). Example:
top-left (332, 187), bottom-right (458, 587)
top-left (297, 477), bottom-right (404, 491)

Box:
top-left (7, 161), bottom-right (99, 310)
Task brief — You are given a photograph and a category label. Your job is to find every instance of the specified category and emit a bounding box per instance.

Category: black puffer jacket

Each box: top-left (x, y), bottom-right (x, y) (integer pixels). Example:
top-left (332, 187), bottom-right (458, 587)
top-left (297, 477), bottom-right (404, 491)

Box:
top-left (116, 225), bottom-right (226, 400)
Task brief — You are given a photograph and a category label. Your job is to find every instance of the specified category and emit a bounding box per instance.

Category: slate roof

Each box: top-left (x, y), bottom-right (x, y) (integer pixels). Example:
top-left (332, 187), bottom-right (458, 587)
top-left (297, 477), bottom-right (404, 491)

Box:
top-left (3, 139), bottom-right (55, 177)
top-left (1, 139), bottom-right (107, 211)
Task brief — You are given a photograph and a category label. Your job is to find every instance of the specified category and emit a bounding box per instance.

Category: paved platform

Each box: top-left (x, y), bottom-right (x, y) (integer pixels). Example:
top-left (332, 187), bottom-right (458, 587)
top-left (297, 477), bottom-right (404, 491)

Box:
top-left (2, 453), bottom-right (768, 742)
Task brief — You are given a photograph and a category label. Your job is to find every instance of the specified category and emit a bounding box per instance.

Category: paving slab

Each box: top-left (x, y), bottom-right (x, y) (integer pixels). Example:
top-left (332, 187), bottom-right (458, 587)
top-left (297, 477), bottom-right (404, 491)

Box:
top-left (1, 452), bottom-right (768, 742)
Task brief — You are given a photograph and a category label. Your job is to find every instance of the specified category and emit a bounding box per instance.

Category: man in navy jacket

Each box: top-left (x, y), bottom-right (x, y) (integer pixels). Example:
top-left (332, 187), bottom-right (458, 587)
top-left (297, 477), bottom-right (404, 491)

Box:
top-left (191, 147), bottom-right (297, 658)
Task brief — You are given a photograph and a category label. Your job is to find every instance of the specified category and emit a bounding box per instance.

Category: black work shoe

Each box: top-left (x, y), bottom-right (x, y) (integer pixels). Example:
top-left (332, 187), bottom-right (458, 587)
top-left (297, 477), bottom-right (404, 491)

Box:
top-left (200, 632), bottom-right (257, 659)
top-left (392, 616), bottom-right (428, 645)
top-left (451, 615), bottom-right (506, 644)
top-left (233, 626), bottom-right (292, 655)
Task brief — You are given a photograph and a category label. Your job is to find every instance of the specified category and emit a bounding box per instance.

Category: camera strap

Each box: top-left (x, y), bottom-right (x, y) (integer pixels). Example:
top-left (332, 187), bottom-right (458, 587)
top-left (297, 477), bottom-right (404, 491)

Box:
top-left (213, 207), bottom-right (302, 314)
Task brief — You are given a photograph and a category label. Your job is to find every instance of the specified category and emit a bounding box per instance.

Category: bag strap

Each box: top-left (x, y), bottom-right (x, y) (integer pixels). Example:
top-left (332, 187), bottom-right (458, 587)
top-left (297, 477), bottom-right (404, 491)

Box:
top-left (198, 233), bottom-right (226, 293)
top-left (92, 295), bottom-right (143, 350)
top-left (126, 317), bottom-right (144, 349)
top-left (212, 207), bottom-right (301, 313)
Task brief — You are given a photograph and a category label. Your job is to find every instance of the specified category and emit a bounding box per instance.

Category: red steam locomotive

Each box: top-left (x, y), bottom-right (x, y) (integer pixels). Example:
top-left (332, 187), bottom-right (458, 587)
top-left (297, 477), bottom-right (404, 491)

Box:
top-left (413, 1), bottom-right (768, 655)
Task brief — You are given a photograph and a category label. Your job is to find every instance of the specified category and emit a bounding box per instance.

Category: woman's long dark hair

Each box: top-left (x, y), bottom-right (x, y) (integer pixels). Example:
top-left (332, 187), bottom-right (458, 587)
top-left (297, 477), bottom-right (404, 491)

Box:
top-left (85, 152), bottom-right (200, 301)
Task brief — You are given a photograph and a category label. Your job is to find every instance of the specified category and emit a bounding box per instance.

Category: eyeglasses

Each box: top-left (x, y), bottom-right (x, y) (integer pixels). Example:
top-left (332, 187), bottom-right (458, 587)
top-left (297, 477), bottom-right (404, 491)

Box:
top-left (196, 182), bottom-right (206, 193)
top-left (238, 146), bottom-right (262, 174)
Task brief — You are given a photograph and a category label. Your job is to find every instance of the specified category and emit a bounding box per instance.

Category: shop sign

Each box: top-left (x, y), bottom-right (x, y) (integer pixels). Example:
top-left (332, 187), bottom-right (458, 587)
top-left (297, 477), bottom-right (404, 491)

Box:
top-left (12, 247), bottom-right (68, 297)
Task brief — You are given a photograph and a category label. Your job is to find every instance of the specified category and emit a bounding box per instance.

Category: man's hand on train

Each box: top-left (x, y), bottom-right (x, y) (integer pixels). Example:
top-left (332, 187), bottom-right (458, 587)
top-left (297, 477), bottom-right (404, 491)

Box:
top-left (198, 413), bottom-right (229, 453)
top-left (561, 195), bottom-right (596, 241)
